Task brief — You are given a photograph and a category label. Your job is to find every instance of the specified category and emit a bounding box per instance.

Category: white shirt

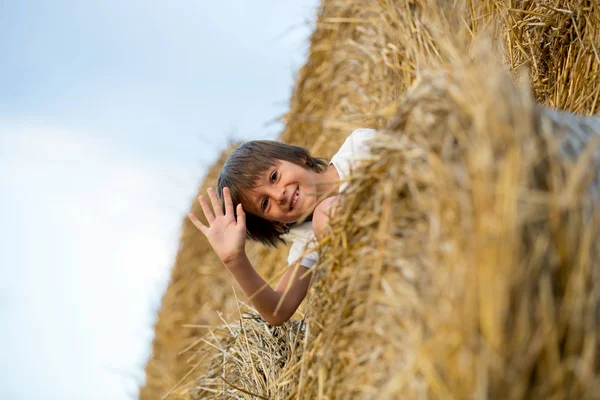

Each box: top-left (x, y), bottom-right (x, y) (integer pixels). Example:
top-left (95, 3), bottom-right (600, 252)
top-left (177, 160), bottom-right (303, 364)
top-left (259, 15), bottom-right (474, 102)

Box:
top-left (284, 128), bottom-right (376, 268)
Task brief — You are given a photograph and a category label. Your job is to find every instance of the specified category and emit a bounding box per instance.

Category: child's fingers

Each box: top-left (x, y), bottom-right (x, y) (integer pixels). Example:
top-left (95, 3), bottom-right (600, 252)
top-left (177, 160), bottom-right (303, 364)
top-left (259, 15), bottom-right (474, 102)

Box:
top-left (198, 195), bottom-right (215, 223)
top-left (188, 212), bottom-right (208, 234)
top-left (207, 188), bottom-right (223, 217)
top-left (236, 203), bottom-right (245, 227)
top-left (223, 187), bottom-right (234, 216)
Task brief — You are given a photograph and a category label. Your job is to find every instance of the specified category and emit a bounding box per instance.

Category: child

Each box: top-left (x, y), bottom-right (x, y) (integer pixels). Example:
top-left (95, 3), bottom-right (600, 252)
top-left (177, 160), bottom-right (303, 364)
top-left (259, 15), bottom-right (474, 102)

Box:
top-left (188, 128), bottom-right (376, 325)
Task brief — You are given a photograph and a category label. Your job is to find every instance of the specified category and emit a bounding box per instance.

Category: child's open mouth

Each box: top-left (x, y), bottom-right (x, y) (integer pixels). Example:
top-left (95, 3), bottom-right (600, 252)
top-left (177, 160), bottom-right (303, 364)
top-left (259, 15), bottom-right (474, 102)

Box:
top-left (290, 187), bottom-right (300, 211)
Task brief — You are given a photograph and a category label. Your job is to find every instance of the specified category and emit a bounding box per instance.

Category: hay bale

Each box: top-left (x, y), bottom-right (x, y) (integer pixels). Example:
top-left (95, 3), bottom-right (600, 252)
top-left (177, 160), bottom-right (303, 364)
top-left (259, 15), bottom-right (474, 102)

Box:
top-left (178, 62), bottom-right (600, 399)
top-left (141, 0), bottom-right (600, 398)
top-left (297, 58), bottom-right (600, 398)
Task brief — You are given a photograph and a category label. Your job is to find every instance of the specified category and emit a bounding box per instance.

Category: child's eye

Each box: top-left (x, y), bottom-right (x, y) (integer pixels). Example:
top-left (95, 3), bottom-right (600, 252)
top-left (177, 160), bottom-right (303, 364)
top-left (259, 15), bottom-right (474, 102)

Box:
top-left (261, 198), bottom-right (269, 211)
top-left (270, 171), bottom-right (278, 183)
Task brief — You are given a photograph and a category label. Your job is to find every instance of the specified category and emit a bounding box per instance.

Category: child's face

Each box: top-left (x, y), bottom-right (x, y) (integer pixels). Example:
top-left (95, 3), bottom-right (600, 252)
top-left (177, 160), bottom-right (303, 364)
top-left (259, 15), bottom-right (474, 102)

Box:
top-left (240, 159), bottom-right (322, 224)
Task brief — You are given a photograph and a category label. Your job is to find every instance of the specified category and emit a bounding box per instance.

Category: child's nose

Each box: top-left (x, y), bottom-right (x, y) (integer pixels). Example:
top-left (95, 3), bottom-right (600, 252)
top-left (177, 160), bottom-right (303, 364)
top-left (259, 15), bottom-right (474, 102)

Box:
top-left (277, 188), bottom-right (286, 204)
top-left (266, 187), bottom-right (286, 205)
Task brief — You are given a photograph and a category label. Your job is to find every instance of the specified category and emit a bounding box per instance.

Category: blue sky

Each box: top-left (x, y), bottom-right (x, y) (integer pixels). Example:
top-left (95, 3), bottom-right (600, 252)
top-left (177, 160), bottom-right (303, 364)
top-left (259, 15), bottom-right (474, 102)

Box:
top-left (0, 1), bottom-right (318, 399)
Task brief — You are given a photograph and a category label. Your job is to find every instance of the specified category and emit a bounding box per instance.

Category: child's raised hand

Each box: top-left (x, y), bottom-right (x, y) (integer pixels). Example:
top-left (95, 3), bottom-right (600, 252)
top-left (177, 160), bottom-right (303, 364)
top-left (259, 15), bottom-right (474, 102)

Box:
top-left (188, 187), bottom-right (246, 264)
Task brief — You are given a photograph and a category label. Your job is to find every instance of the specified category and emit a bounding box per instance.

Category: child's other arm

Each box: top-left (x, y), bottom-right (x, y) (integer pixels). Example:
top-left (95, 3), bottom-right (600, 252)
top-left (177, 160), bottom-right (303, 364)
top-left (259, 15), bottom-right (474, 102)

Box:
top-left (188, 187), bottom-right (310, 326)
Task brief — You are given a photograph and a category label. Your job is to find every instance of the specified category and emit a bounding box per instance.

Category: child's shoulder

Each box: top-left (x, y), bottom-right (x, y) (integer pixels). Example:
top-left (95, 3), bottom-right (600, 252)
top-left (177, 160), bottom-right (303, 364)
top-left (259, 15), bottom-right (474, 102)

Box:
top-left (335, 128), bottom-right (377, 158)
top-left (344, 128), bottom-right (377, 144)
top-left (312, 196), bottom-right (339, 240)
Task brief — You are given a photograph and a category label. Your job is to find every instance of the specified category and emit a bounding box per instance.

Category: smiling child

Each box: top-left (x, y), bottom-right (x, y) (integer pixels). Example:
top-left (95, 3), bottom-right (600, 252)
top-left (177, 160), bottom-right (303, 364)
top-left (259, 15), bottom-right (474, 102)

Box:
top-left (188, 128), bottom-right (376, 325)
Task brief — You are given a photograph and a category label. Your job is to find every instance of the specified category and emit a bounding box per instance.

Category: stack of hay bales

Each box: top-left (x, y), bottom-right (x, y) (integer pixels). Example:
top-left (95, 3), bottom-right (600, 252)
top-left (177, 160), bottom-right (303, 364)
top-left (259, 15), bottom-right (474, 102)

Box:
top-left (140, 0), bottom-right (600, 398)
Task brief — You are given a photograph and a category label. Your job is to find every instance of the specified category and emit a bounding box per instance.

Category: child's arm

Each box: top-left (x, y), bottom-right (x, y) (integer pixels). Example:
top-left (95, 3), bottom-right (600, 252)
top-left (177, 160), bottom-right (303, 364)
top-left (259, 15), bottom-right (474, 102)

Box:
top-left (188, 187), bottom-right (311, 326)
top-left (220, 252), bottom-right (311, 325)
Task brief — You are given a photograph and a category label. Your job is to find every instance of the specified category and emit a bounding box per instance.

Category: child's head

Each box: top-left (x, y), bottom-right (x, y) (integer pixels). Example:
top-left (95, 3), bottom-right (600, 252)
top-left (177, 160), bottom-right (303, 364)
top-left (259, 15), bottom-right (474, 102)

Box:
top-left (216, 140), bottom-right (328, 247)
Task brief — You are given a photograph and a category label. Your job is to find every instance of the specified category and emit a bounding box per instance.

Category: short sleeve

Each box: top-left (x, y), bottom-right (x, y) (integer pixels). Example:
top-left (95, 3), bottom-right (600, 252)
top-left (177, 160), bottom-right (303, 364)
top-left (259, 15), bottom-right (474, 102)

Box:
top-left (287, 239), bottom-right (318, 268)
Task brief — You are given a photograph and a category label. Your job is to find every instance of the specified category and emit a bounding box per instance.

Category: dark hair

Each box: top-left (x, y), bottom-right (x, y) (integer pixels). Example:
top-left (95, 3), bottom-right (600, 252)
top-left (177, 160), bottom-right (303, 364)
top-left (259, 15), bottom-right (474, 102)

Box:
top-left (216, 140), bottom-right (328, 247)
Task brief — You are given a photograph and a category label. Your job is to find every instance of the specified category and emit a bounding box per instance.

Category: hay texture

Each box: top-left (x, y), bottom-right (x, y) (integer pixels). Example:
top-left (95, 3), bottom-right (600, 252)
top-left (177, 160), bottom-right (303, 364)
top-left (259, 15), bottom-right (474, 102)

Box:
top-left (141, 0), bottom-right (600, 398)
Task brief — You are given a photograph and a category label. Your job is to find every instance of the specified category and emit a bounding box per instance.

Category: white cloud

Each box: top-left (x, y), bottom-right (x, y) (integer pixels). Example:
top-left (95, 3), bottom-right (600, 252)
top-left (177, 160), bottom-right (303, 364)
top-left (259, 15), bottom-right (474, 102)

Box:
top-left (0, 124), bottom-right (196, 399)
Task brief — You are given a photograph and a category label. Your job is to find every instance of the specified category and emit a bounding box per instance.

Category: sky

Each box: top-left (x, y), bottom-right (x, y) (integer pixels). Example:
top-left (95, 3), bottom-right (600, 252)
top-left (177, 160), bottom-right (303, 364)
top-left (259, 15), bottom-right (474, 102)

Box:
top-left (0, 1), bottom-right (318, 399)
